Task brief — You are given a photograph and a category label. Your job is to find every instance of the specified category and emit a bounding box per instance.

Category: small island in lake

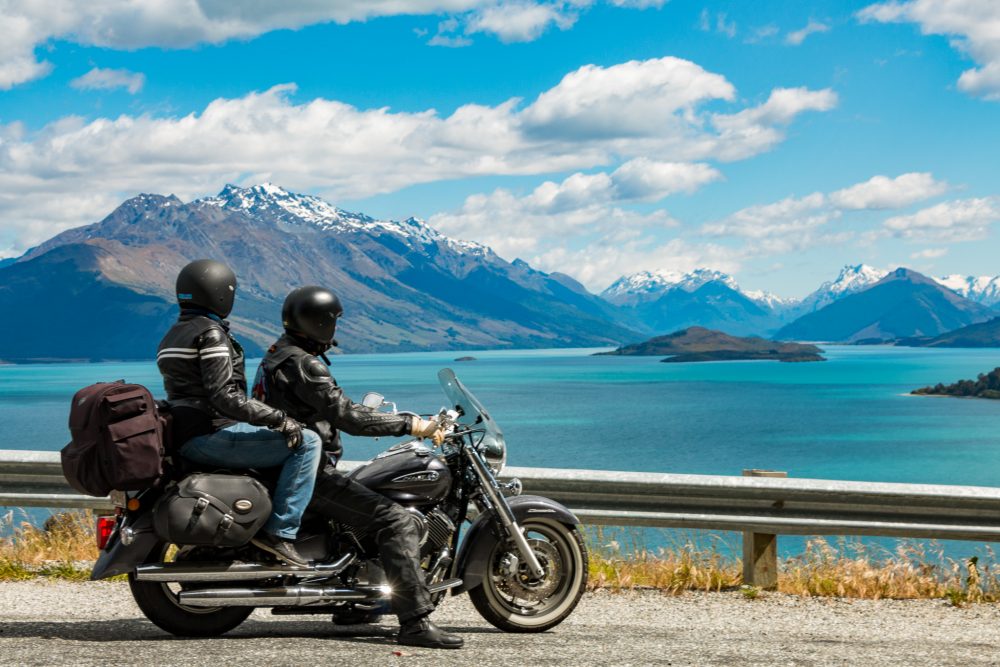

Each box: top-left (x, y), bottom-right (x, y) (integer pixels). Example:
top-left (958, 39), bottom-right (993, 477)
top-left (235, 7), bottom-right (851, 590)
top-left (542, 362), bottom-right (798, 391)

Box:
top-left (912, 367), bottom-right (1000, 400)
top-left (454, 356), bottom-right (477, 362)
top-left (597, 327), bottom-right (825, 363)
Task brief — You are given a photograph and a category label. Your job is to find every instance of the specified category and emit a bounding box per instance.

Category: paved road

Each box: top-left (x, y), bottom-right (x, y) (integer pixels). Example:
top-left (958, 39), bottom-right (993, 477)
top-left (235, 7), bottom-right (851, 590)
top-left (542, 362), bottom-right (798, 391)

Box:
top-left (1, 581), bottom-right (999, 666)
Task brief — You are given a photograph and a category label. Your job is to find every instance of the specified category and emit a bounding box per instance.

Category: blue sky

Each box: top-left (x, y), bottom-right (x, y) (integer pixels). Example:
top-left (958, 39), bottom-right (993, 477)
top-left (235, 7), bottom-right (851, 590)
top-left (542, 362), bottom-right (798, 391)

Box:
top-left (0, 0), bottom-right (998, 297)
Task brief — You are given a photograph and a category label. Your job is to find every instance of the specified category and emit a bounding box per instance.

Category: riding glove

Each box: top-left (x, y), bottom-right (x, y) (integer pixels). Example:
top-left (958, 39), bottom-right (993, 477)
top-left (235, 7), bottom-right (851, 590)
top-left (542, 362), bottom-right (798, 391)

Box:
top-left (410, 417), bottom-right (445, 446)
top-left (274, 416), bottom-right (304, 449)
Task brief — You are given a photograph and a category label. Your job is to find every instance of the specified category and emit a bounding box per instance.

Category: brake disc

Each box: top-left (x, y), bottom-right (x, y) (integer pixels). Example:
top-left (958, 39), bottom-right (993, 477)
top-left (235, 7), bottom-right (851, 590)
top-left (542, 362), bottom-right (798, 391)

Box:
top-left (495, 539), bottom-right (563, 602)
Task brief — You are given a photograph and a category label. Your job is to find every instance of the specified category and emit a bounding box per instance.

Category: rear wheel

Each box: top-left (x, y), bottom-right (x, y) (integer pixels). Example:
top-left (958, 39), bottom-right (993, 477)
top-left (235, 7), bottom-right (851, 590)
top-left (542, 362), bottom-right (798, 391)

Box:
top-left (469, 519), bottom-right (588, 633)
top-left (128, 542), bottom-right (252, 637)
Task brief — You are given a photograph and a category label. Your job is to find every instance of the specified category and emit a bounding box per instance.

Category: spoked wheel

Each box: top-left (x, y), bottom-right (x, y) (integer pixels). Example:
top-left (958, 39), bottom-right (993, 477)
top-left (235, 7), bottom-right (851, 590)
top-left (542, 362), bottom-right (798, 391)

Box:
top-left (128, 541), bottom-right (252, 637)
top-left (469, 519), bottom-right (588, 632)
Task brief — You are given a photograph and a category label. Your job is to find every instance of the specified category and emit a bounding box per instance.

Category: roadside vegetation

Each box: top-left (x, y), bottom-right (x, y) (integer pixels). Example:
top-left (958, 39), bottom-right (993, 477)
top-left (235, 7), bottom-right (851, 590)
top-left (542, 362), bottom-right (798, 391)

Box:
top-left (585, 528), bottom-right (1000, 605)
top-left (4, 512), bottom-right (999, 604)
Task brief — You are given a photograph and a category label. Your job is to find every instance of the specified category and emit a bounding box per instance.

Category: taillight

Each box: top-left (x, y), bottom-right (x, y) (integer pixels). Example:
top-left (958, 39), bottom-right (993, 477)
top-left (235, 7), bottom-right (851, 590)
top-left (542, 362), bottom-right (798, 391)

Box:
top-left (96, 516), bottom-right (117, 550)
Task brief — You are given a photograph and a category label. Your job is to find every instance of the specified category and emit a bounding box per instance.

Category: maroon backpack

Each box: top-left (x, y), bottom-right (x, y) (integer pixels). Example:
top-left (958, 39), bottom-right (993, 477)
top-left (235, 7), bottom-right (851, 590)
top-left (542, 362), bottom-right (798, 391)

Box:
top-left (61, 381), bottom-right (171, 497)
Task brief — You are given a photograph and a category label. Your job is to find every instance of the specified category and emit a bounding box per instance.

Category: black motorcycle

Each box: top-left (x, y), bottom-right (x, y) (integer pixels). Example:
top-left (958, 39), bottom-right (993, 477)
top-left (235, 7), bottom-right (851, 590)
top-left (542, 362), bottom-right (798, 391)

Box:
top-left (91, 369), bottom-right (588, 635)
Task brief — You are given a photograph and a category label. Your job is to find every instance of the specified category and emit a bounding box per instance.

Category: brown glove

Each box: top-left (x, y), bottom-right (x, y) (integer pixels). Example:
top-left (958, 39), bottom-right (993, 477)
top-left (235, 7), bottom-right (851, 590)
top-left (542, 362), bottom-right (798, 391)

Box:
top-left (410, 417), bottom-right (445, 446)
top-left (273, 416), bottom-right (303, 449)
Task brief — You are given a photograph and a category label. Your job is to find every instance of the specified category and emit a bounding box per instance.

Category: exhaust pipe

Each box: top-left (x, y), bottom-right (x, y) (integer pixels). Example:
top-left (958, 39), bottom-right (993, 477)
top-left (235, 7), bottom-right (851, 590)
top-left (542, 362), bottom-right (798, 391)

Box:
top-left (178, 584), bottom-right (391, 608)
top-left (135, 553), bottom-right (354, 583)
top-left (176, 578), bottom-right (465, 608)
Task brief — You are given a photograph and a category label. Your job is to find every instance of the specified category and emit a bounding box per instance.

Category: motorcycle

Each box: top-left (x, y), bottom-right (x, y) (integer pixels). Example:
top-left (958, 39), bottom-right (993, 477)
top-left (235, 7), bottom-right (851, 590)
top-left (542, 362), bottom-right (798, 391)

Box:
top-left (91, 368), bottom-right (588, 636)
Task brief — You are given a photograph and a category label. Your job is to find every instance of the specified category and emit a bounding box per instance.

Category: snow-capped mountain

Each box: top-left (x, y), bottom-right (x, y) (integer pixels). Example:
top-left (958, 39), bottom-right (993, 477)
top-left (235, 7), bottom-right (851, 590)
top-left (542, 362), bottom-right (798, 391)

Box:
top-left (603, 269), bottom-right (742, 306)
top-left (796, 264), bottom-right (888, 314)
top-left (935, 275), bottom-right (1000, 308)
top-left (3, 184), bottom-right (636, 360)
top-left (201, 183), bottom-right (492, 257)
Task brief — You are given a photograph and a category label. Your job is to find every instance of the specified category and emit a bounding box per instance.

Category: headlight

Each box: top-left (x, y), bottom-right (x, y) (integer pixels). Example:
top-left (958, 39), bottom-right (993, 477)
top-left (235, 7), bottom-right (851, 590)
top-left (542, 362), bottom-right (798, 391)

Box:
top-left (479, 434), bottom-right (507, 474)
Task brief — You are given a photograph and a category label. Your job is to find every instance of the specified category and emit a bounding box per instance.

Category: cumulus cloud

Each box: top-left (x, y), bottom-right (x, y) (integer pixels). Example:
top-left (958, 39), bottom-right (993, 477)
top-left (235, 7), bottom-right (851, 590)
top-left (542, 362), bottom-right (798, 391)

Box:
top-left (785, 20), bottom-right (830, 45)
top-left (858, 0), bottom-right (1000, 99)
top-left (0, 1), bottom-right (671, 86)
top-left (701, 172), bottom-right (950, 252)
top-left (0, 57), bottom-right (835, 255)
top-left (883, 197), bottom-right (1000, 241)
top-left (465, 2), bottom-right (578, 42)
top-left (70, 67), bottom-right (146, 94)
top-left (829, 172), bottom-right (949, 209)
top-left (428, 159), bottom-right (718, 259)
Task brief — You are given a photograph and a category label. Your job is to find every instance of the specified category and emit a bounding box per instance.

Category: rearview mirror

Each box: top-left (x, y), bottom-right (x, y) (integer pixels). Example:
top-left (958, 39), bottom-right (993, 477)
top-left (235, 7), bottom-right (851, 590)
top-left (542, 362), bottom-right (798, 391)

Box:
top-left (361, 392), bottom-right (385, 409)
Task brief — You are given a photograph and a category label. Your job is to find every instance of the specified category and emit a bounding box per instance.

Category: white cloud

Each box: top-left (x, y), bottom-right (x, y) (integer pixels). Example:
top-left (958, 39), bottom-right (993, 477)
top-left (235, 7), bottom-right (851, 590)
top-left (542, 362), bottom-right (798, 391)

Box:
top-left (70, 67), bottom-right (146, 94)
top-left (858, 0), bottom-right (1000, 99)
top-left (829, 172), bottom-right (949, 209)
top-left (698, 9), bottom-right (737, 37)
top-left (911, 247), bottom-right (948, 259)
top-left (703, 193), bottom-right (834, 239)
top-left (785, 20), bottom-right (830, 45)
top-left (883, 197), bottom-right (1000, 241)
top-left (0, 1), bottom-right (668, 88)
top-left (428, 159), bottom-right (717, 260)
top-left (0, 56), bottom-right (837, 255)
top-left (465, 2), bottom-right (578, 42)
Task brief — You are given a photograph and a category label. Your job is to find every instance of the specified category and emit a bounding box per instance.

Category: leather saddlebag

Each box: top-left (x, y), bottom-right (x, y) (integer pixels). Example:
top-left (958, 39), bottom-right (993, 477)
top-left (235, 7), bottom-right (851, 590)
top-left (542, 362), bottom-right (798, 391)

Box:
top-left (153, 473), bottom-right (271, 547)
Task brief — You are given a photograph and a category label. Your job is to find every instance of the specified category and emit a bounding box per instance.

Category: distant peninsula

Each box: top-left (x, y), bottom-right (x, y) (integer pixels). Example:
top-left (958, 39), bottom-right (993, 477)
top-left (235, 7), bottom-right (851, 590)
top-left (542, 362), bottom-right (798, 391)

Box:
top-left (598, 327), bottom-right (825, 363)
top-left (897, 317), bottom-right (1000, 349)
top-left (912, 367), bottom-right (1000, 400)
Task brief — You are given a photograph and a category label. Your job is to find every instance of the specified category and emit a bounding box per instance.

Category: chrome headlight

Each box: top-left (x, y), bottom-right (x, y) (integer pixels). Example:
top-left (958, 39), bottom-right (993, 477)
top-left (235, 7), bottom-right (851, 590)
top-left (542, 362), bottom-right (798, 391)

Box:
top-left (479, 433), bottom-right (507, 474)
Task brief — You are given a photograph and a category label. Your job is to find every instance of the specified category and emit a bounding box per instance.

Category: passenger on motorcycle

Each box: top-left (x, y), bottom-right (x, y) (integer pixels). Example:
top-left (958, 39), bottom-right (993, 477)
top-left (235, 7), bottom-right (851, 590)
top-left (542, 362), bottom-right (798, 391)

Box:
top-left (157, 259), bottom-right (322, 568)
top-left (253, 285), bottom-right (463, 650)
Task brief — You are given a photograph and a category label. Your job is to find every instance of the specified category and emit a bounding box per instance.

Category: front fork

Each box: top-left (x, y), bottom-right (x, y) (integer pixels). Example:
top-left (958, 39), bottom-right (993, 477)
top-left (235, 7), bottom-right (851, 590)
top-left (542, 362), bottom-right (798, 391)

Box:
top-left (464, 446), bottom-right (546, 579)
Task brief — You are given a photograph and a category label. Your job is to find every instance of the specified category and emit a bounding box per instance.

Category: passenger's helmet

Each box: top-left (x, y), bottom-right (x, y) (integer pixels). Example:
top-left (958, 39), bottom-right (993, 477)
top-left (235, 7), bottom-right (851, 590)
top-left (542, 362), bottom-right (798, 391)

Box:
top-left (282, 286), bottom-right (344, 346)
top-left (175, 259), bottom-right (237, 318)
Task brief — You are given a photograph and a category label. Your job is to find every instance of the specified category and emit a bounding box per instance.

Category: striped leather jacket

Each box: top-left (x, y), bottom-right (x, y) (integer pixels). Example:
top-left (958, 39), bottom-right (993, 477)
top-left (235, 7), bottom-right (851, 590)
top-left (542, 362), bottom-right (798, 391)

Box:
top-left (157, 309), bottom-right (285, 445)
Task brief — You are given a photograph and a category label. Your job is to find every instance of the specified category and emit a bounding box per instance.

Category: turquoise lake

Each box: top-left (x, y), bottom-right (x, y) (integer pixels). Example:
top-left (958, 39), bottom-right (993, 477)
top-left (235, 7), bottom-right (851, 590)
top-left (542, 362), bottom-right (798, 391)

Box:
top-left (4, 346), bottom-right (1000, 556)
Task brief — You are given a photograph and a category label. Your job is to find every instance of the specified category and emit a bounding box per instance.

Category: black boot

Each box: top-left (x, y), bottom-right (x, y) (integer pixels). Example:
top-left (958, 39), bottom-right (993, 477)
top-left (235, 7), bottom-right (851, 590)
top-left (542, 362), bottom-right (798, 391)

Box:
top-left (251, 533), bottom-right (309, 567)
top-left (398, 617), bottom-right (464, 649)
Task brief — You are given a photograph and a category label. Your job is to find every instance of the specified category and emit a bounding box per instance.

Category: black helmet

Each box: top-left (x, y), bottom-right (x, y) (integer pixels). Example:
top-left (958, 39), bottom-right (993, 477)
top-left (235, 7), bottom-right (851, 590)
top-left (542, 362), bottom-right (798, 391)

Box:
top-left (282, 286), bottom-right (343, 346)
top-left (175, 259), bottom-right (237, 318)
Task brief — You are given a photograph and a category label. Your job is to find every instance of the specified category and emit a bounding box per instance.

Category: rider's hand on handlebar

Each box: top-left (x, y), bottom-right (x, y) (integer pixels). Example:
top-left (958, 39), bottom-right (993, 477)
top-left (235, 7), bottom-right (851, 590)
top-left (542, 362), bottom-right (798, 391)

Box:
top-left (411, 417), bottom-right (446, 446)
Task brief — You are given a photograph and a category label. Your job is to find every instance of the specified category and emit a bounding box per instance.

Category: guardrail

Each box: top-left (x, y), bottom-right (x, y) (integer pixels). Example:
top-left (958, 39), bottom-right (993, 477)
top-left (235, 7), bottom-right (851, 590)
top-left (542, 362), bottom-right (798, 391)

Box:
top-left (4, 449), bottom-right (1000, 588)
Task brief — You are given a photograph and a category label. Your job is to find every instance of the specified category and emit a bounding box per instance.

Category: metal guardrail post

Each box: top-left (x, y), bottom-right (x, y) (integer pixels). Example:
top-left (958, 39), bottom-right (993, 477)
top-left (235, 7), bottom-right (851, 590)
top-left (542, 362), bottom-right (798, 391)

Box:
top-left (742, 469), bottom-right (787, 590)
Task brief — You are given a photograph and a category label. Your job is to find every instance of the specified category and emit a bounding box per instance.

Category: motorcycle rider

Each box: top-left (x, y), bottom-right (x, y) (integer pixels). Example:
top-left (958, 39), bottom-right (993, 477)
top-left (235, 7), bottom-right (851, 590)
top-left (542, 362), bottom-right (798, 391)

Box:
top-left (252, 285), bottom-right (464, 650)
top-left (157, 259), bottom-right (322, 568)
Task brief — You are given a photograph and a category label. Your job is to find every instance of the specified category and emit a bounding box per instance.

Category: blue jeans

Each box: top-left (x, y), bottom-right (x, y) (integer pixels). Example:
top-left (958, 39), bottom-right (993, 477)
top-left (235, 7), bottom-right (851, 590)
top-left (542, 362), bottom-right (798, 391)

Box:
top-left (180, 423), bottom-right (322, 539)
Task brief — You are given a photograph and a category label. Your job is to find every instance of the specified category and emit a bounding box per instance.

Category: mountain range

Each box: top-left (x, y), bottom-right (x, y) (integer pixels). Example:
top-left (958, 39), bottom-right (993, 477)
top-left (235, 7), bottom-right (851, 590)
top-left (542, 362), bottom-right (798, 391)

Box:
top-left (1, 184), bottom-right (998, 361)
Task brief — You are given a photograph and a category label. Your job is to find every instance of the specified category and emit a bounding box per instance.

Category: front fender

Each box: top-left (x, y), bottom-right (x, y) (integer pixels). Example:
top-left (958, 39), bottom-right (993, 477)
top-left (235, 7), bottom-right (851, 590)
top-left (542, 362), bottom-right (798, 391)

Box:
top-left (90, 511), bottom-right (159, 580)
top-left (451, 495), bottom-right (579, 595)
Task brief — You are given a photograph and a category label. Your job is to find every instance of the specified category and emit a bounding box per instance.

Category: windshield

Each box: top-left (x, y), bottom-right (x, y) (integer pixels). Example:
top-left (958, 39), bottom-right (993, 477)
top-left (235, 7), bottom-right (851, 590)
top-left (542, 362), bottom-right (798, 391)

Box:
top-left (437, 368), bottom-right (506, 472)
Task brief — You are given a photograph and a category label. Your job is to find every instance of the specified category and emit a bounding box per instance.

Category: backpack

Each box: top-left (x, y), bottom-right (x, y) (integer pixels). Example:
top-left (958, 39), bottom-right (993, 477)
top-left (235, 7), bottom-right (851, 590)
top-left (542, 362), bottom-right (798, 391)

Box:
top-left (61, 381), bottom-right (171, 497)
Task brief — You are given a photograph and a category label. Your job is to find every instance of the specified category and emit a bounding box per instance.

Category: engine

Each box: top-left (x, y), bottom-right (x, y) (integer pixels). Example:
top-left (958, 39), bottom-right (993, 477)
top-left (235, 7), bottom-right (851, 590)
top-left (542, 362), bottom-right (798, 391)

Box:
top-left (334, 506), bottom-right (456, 558)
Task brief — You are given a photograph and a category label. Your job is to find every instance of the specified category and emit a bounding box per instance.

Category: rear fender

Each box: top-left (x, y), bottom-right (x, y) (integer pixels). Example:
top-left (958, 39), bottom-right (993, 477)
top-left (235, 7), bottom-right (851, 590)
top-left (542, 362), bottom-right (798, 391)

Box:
top-left (451, 495), bottom-right (578, 595)
top-left (90, 511), bottom-right (159, 580)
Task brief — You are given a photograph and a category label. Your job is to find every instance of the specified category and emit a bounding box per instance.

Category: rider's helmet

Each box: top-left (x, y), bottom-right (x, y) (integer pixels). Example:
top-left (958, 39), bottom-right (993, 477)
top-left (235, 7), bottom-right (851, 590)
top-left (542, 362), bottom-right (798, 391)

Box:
top-left (282, 286), bottom-right (344, 347)
top-left (175, 259), bottom-right (237, 318)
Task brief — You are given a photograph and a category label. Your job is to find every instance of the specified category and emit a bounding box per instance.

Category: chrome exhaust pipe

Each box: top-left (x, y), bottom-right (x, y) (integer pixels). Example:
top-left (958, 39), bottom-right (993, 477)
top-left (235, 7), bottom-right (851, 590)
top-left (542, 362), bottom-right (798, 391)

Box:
top-left (178, 584), bottom-right (391, 608)
top-left (135, 553), bottom-right (354, 583)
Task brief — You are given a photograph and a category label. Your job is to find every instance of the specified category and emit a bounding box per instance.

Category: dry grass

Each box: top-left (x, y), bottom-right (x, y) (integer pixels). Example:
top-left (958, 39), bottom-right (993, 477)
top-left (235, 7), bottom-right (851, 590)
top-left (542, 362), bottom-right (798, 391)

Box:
top-left (586, 529), bottom-right (1000, 604)
top-left (0, 510), bottom-right (99, 580)
top-left (4, 513), bottom-right (1000, 605)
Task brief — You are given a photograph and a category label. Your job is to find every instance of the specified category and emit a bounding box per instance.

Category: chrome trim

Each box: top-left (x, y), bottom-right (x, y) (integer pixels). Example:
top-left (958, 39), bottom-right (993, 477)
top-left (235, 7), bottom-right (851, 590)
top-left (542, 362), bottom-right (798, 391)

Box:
top-left (177, 584), bottom-right (390, 608)
top-left (134, 553), bottom-right (355, 583)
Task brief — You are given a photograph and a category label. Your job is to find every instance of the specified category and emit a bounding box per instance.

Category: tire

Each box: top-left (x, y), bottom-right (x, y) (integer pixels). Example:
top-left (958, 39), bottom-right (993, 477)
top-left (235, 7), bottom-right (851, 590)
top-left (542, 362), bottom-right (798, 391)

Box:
top-left (469, 519), bottom-right (588, 633)
top-left (128, 542), bottom-right (253, 637)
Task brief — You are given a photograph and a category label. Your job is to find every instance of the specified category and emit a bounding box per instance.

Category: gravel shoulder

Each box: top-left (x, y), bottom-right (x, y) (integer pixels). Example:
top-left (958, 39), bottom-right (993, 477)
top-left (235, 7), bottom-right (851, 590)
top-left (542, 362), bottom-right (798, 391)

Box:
top-left (0, 581), bottom-right (998, 666)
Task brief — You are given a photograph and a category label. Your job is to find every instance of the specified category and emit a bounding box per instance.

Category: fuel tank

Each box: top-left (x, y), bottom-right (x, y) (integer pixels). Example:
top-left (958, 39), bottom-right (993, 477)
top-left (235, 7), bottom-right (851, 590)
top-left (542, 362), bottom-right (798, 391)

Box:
top-left (349, 441), bottom-right (451, 505)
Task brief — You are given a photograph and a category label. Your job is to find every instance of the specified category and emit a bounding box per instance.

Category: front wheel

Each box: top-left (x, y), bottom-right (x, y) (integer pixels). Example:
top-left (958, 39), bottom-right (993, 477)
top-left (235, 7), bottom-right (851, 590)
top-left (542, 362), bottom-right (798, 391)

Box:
top-left (128, 542), bottom-right (253, 637)
top-left (469, 519), bottom-right (588, 633)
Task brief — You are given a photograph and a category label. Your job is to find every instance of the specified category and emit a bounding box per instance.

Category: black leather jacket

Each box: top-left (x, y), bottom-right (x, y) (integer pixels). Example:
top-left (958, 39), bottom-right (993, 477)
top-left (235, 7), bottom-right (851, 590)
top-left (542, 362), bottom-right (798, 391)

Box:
top-left (254, 333), bottom-right (412, 463)
top-left (158, 309), bottom-right (285, 445)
